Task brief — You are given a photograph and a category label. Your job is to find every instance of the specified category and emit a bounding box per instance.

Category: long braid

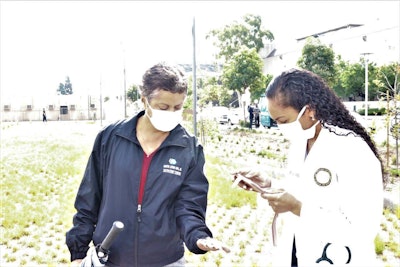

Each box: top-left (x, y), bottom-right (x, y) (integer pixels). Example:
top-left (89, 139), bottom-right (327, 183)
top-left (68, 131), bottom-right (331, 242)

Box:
top-left (266, 68), bottom-right (386, 184)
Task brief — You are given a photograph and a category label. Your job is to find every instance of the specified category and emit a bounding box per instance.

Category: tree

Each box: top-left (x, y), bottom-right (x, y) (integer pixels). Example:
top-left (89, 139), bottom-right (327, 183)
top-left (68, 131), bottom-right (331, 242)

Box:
top-left (184, 75), bottom-right (194, 110)
top-left (57, 83), bottom-right (65, 95)
top-left (127, 84), bottom-right (140, 103)
top-left (57, 76), bottom-right (73, 95)
top-left (335, 58), bottom-right (379, 102)
top-left (375, 63), bottom-right (400, 99)
top-left (207, 14), bottom-right (274, 61)
top-left (332, 56), bottom-right (349, 99)
top-left (374, 63), bottom-right (400, 168)
top-left (197, 76), bottom-right (221, 107)
top-left (222, 46), bottom-right (266, 106)
top-left (252, 74), bottom-right (273, 101)
top-left (338, 60), bottom-right (365, 101)
top-left (64, 76), bottom-right (73, 94)
top-left (297, 37), bottom-right (336, 87)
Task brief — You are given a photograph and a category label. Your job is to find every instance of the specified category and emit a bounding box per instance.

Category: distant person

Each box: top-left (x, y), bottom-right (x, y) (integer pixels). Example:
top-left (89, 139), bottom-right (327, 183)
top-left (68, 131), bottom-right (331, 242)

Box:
top-left (42, 108), bottom-right (47, 122)
top-left (248, 104), bottom-right (254, 129)
top-left (233, 68), bottom-right (384, 266)
top-left (66, 62), bottom-right (230, 266)
top-left (253, 103), bottom-right (260, 128)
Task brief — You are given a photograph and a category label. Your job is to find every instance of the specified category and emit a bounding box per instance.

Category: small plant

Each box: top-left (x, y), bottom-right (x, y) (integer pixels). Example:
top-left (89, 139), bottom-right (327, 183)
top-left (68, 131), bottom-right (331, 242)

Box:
top-left (389, 168), bottom-right (400, 177)
top-left (375, 235), bottom-right (385, 255)
top-left (395, 205), bottom-right (400, 220)
top-left (1, 121), bottom-right (399, 266)
top-left (381, 221), bottom-right (388, 232)
top-left (215, 257), bottom-right (221, 267)
top-left (238, 248), bottom-right (246, 258)
top-left (199, 254), bottom-right (208, 262)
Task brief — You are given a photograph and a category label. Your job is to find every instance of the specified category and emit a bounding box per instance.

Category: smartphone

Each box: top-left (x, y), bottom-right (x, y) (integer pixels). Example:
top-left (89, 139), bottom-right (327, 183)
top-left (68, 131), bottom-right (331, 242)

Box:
top-left (232, 173), bottom-right (283, 194)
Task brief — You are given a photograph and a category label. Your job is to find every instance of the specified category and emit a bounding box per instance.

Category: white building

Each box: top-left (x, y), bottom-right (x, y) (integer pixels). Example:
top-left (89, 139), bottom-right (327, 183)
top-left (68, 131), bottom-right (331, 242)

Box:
top-left (263, 22), bottom-right (399, 76)
top-left (1, 93), bottom-right (100, 122)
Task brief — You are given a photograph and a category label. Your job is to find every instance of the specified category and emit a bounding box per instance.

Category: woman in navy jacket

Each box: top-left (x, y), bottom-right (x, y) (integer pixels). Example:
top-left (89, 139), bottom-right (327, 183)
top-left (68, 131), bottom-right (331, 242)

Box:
top-left (66, 63), bottom-right (230, 267)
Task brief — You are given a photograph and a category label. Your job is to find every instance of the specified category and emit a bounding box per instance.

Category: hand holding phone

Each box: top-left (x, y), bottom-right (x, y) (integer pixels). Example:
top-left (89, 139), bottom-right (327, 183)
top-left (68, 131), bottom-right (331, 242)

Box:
top-left (232, 173), bottom-right (282, 194)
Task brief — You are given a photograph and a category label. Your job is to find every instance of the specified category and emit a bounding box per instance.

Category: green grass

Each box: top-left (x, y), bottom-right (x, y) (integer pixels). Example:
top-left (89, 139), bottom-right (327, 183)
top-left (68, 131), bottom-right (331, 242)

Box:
top-left (1, 139), bottom-right (88, 238)
top-left (0, 122), bottom-right (258, 265)
top-left (205, 155), bottom-right (257, 209)
top-left (0, 122), bottom-right (93, 265)
top-left (1, 121), bottom-right (399, 266)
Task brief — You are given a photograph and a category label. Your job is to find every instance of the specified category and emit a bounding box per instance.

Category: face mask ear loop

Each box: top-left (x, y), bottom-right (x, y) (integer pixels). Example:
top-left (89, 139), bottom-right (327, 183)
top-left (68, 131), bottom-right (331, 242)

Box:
top-left (296, 106), bottom-right (308, 121)
top-left (145, 99), bottom-right (154, 121)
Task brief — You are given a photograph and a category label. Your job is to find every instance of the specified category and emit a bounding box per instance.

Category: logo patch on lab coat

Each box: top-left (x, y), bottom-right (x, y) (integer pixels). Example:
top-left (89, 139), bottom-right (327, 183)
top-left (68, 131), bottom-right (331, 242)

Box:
top-left (314, 168), bottom-right (332, 186)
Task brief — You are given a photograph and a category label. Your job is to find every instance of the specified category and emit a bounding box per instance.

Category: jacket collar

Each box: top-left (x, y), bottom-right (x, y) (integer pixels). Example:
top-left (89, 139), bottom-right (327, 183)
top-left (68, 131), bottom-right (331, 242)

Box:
top-left (115, 110), bottom-right (191, 148)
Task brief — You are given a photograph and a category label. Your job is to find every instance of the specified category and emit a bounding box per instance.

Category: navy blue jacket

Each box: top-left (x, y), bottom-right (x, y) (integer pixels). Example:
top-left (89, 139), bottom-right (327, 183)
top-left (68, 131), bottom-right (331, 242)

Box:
top-left (66, 111), bottom-right (212, 267)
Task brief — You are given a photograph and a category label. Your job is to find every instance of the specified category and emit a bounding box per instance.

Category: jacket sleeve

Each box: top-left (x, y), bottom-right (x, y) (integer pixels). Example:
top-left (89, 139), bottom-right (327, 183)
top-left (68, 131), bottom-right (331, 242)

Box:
top-left (65, 131), bottom-right (104, 261)
top-left (175, 138), bottom-right (213, 254)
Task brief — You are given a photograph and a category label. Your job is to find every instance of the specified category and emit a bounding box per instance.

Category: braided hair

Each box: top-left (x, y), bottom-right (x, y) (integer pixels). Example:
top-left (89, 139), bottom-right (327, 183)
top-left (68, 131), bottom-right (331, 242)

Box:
top-left (266, 68), bottom-right (385, 183)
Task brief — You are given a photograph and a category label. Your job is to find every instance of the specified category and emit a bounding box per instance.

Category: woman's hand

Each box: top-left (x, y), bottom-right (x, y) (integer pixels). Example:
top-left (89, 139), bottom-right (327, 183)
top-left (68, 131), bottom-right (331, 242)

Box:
top-left (261, 190), bottom-right (302, 216)
top-left (232, 170), bottom-right (271, 192)
top-left (71, 259), bottom-right (83, 267)
top-left (196, 237), bottom-right (231, 253)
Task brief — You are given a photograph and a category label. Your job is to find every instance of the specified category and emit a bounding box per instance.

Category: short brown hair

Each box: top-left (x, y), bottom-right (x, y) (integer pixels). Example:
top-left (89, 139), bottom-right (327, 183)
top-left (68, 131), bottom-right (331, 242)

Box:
top-left (141, 62), bottom-right (187, 100)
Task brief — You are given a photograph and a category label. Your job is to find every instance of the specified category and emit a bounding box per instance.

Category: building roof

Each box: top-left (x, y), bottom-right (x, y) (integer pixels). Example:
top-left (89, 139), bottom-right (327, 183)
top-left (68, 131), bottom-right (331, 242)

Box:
top-left (296, 24), bottom-right (364, 41)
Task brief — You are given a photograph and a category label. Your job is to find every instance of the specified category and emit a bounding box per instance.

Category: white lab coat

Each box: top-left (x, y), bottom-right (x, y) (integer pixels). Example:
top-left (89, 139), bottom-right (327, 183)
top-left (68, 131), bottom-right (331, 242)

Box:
top-left (272, 126), bottom-right (383, 267)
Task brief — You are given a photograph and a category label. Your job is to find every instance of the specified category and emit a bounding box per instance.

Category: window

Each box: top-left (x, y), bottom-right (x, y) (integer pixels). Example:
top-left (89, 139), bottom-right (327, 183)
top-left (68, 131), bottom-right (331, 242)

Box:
top-left (60, 106), bottom-right (68, 115)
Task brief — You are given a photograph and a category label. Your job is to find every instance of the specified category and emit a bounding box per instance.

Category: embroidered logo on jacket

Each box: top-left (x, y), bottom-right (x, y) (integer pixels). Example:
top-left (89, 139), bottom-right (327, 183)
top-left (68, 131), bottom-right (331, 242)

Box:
top-left (163, 158), bottom-right (182, 176)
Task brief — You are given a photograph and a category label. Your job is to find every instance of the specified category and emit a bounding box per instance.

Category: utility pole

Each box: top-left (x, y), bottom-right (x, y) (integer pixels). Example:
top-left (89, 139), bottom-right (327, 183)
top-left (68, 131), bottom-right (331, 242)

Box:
top-left (192, 17), bottom-right (197, 137)
top-left (124, 64), bottom-right (127, 118)
top-left (100, 75), bottom-right (103, 127)
top-left (121, 41), bottom-right (127, 118)
top-left (123, 48), bottom-right (127, 118)
top-left (361, 35), bottom-right (372, 119)
top-left (361, 52), bottom-right (372, 118)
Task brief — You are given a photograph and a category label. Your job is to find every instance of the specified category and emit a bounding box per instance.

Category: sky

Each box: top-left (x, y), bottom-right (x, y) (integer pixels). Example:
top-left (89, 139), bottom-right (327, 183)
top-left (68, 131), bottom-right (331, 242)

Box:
top-left (0, 0), bottom-right (399, 99)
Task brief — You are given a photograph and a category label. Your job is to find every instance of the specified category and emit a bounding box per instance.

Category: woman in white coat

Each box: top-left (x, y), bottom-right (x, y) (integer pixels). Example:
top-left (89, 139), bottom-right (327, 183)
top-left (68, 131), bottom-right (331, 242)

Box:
top-left (234, 69), bottom-right (385, 266)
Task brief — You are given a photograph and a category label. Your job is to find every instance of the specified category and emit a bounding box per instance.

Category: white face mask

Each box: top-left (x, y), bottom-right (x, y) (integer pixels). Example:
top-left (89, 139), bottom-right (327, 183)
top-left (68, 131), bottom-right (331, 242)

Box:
top-left (146, 100), bottom-right (183, 132)
top-left (278, 106), bottom-right (319, 141)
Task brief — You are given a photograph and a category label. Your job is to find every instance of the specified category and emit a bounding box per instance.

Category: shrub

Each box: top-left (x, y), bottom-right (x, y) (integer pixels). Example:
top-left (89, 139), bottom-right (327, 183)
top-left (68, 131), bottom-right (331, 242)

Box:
top-left (375, 235), bottom-right (385, 255)
top-left (357, 107), bottom-right (387, 116)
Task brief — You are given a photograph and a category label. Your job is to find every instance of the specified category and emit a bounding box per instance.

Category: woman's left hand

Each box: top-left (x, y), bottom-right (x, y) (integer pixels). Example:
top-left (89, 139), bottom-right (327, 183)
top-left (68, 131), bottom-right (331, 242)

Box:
top-left (196, 237), bottom-right (231, 253)
top-left (261, 190), bottom-right (302, 216)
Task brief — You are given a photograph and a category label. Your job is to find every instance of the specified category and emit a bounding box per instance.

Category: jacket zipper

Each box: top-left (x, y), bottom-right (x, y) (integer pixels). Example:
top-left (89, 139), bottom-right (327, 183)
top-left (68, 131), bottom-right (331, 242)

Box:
top-left (137, 204), bottom-right (142, 222)
top-left (134, 152), bottom-right (155, 267)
